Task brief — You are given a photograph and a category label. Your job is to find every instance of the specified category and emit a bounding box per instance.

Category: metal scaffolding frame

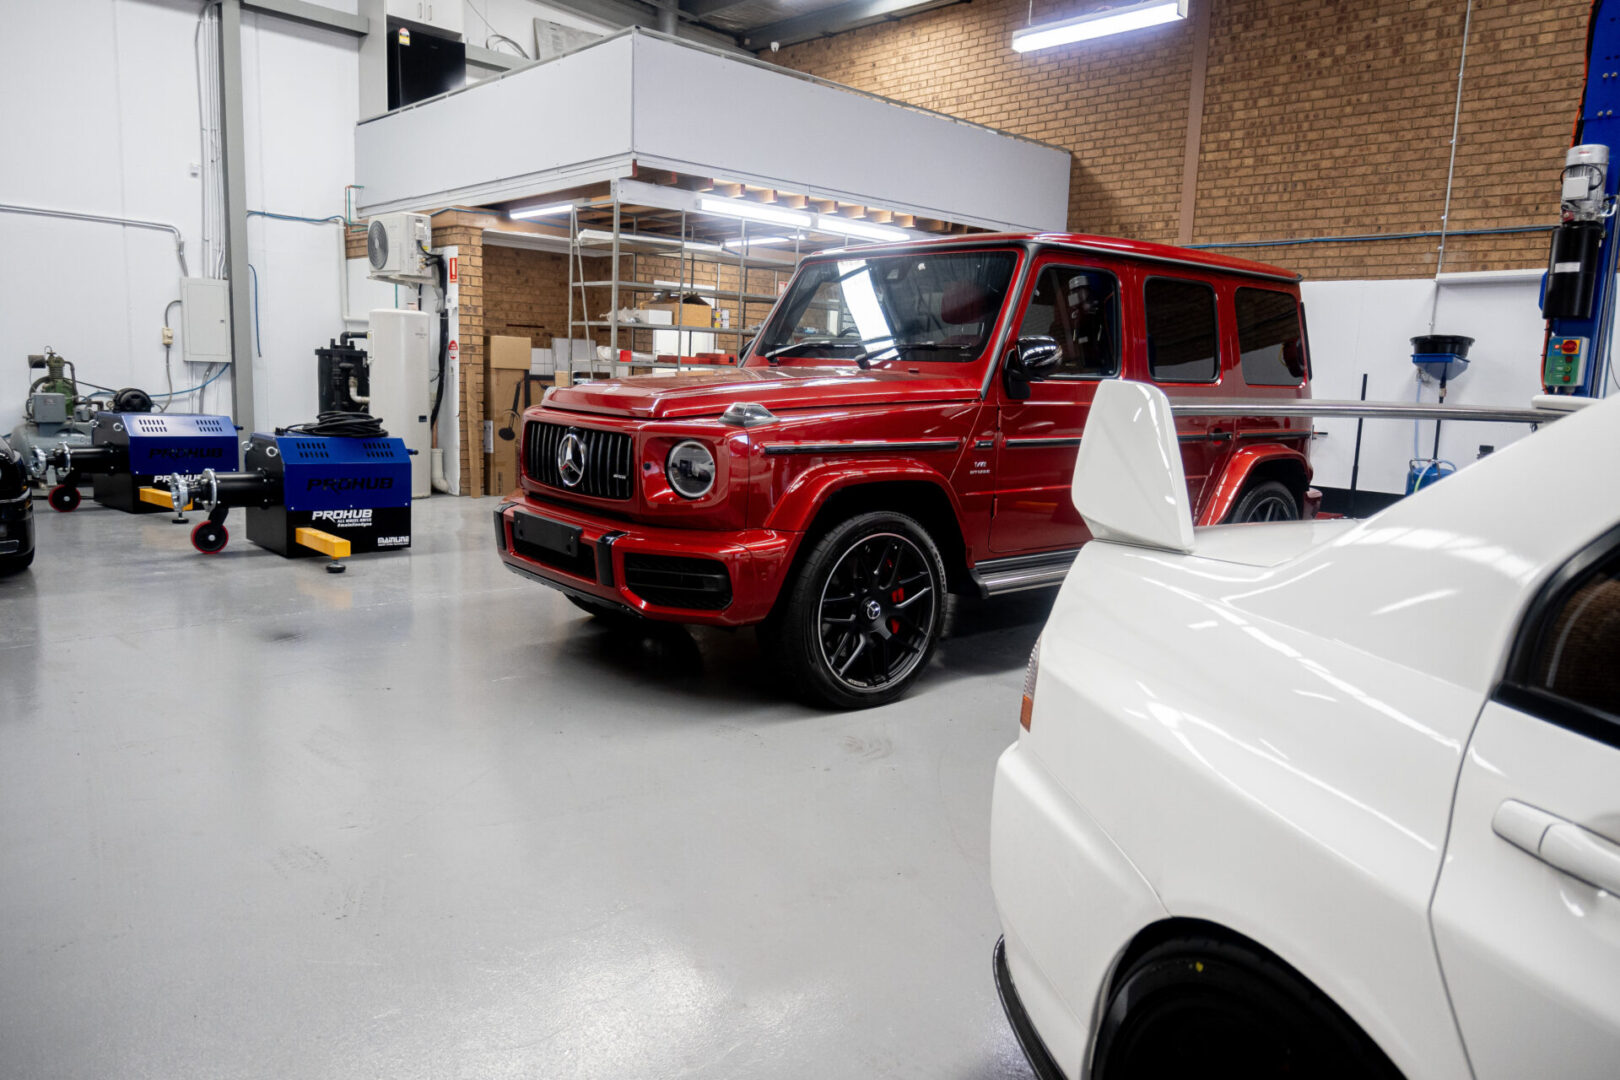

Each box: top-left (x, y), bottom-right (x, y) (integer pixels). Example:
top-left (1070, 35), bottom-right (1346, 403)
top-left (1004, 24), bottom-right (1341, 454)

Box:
top-left (563, 182), bottom-right (810, 378)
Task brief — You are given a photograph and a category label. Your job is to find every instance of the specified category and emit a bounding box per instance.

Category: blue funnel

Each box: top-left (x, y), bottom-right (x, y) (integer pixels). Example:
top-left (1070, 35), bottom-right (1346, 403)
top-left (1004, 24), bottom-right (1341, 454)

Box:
top-left (1411, 334), bottom-right (1473, 382)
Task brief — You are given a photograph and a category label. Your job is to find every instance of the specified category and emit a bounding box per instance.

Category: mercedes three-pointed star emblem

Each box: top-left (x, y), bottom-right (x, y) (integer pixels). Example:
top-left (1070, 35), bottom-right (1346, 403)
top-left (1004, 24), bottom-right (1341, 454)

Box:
top-left (557, 430), bottom-right (587, 488)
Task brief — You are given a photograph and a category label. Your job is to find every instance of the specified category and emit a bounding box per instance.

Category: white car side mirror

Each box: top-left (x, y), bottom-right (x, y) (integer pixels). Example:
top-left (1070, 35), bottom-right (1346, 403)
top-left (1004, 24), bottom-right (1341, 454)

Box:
top-left (1072, 380), bottom-right (1195, 554)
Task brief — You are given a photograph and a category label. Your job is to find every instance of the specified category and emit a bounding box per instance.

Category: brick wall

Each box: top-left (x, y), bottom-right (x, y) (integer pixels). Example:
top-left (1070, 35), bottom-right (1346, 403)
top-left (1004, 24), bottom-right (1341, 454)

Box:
top-left (484, 245), bottom-right (575, 346)
top-left (771, 0), bottom-right (1588, 280)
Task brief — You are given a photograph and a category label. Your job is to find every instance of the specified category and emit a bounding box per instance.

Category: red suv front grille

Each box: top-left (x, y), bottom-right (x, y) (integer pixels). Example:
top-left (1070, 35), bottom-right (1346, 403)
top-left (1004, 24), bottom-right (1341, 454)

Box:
top-left (524, 421), bottom-right (635, 501)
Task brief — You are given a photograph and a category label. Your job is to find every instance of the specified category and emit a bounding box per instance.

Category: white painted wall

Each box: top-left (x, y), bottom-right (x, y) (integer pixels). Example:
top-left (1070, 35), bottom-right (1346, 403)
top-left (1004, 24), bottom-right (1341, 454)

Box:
top-left (0, 0), bottom-right (360, 434)
top-left (1303, 271), bottom-right (1550, 495)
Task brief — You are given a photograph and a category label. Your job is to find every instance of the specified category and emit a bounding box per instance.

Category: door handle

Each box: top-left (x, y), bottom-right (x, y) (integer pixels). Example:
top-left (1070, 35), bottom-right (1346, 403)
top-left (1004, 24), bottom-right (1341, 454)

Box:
top-left (1493, 799), bottom-right (1620, 895)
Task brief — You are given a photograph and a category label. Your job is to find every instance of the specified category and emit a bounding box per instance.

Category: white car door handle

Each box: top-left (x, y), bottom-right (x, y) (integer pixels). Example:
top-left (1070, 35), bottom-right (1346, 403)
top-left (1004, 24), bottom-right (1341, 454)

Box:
top-left (1493, 799), bottom-right (1620, 895)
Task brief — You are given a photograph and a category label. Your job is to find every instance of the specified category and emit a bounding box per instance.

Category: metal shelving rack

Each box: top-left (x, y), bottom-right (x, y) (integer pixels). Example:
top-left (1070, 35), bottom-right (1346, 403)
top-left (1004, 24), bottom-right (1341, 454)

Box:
top-left (564, 195), bottom-right (808, 379)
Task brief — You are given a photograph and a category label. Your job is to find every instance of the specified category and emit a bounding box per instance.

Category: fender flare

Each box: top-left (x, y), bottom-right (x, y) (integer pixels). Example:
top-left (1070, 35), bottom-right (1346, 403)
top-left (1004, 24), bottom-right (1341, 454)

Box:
top-left (1198, 444), bottom-right (1311, 526)
top-left (762, 457), bottom-right (965, 534)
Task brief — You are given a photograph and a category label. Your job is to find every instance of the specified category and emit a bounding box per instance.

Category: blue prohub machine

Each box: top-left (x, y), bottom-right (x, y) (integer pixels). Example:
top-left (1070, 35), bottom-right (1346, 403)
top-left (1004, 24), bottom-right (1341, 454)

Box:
top-left (164, 432), bottom-right (411, 557)
top-left (247, 433), bottom-right (411, 557)
top-left (46, 411), bottom-right (239, 513)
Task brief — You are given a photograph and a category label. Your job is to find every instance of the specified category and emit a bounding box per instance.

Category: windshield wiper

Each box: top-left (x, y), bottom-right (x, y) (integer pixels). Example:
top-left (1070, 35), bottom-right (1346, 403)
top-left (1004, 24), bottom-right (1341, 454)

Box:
top-left (892, 342), bottom-right (977, 354)
top-left (765, 337), bottom-right (894, 369)
top-left (763, 341), bottom-right (855, 364)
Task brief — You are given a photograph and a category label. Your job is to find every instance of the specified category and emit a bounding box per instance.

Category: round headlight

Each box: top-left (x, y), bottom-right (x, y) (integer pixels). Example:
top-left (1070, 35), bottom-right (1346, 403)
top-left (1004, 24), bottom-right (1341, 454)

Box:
top-left (666, 440), bottom-right (716, 499)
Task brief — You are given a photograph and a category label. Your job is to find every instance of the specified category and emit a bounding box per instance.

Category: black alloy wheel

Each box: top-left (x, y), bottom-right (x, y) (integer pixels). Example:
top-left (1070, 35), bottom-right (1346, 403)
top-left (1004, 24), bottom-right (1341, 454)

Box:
top-left (766, 511), bottom-right (946, 709)
top-left (1229, 480), bottom-right (1300, 524)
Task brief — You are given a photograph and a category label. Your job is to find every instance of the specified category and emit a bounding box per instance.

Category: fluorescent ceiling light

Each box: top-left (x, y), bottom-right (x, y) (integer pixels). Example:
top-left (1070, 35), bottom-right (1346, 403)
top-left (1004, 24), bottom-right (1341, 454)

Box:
top-left (577, 229), bottom-right (723, 253)
top-left (723, 236), bottom-right (797, 249)
top-left (1011, 0), bottom-right (1187, 53)
top-left (697, 196), bottom-right (813, 229)
top-left (509, 202), bottom-right (573, 220)
top-left (815, 215), bottom-right (909, 242)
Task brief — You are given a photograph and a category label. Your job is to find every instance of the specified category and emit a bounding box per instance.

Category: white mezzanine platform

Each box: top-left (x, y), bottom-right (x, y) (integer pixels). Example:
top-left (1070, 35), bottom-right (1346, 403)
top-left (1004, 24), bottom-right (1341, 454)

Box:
top-left (354, 28), bottom-right (1070, 234)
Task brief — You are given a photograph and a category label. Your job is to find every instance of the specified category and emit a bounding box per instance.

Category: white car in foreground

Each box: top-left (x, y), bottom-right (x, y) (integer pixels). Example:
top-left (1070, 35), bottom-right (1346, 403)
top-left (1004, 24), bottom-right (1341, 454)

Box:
top-left (991, 381), bottom-right (1620, 1080)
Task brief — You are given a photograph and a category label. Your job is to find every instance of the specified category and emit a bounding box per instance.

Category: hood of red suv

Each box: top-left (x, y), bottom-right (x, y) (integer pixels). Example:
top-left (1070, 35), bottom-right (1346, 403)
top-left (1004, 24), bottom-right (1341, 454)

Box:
top-left (542, 364), bottom-right (982, 420)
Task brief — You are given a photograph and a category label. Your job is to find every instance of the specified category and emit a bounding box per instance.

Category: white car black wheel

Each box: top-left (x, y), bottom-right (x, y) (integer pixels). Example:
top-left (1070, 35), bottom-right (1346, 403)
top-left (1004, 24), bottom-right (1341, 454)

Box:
top-left (1093, 937), bottom-right (1402, 1080)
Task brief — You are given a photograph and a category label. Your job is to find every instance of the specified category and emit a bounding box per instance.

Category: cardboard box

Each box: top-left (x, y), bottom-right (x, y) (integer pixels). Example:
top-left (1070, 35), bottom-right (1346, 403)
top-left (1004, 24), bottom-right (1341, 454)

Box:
top-left (489, 334), bottom-right (531, 370)
top-left (486, 335), bottom-right (537, 496)
top-left (641, 300), bottom-right (715, 330)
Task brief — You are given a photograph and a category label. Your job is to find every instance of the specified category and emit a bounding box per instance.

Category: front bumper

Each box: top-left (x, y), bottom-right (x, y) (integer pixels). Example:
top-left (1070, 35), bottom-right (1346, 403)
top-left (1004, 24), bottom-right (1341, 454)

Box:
top-left (991, 741), bottom-right (1171, 1080)
top-left (494, 495), bottom-right (797, 626)
top-left (0, 492), bottom-right (35, 560)
top-left (995, 937), bottom-right (1067, 1080)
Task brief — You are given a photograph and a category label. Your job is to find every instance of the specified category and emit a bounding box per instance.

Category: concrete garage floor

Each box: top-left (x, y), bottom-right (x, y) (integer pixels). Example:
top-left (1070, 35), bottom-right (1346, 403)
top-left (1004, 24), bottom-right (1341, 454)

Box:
top-left (0, 495), bottom-right (1049, 1080)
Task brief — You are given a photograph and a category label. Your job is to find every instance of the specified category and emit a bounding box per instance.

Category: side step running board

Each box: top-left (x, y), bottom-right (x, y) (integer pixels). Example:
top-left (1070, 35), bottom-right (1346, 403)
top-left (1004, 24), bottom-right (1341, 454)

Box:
top-left (970, 550), bottom-right (1079, 598)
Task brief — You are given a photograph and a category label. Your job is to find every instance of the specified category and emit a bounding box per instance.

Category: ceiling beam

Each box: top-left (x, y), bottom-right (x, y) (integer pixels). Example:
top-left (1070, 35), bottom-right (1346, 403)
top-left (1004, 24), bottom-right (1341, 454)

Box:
top-left (738, 0), bottom-right (963, 49)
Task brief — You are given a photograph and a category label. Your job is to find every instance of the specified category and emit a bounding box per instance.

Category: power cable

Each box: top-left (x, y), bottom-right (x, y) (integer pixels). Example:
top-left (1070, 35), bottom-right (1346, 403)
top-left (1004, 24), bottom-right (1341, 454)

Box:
top-left (466, 1), bottom-right (530, 57)
top-left (276, 411), bottom-right (388, 438)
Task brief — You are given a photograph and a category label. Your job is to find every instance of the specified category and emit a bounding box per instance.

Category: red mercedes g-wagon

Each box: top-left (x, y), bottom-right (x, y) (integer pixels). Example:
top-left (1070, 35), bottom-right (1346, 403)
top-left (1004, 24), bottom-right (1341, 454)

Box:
top-left (495, 233), bottom-right (1314, 707)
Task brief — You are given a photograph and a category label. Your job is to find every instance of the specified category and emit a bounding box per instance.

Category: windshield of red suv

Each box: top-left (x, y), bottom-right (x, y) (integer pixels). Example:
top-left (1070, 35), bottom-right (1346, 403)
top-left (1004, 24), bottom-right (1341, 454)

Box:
top-left (751, 250), bottom-right (1017, 366)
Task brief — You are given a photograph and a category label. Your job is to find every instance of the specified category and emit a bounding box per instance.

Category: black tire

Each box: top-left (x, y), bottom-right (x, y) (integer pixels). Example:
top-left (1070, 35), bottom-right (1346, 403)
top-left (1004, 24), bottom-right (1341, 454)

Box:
top-left (763, 510), bottom-right (947, 709)
top-left (0, 549), bottom-right (34, 575)
top-left (191, 520), bottom-right (229, 554)
top-left (47, 485), bottom-right (80, 513)
top-left (1093, 937), bottom-right (1403, 1080)
top-left (1228, 479), bottom-right (1299, 523)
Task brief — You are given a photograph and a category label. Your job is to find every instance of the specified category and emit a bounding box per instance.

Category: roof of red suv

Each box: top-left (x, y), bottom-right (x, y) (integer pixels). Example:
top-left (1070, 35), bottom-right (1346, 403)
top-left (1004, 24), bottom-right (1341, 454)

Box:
top-left (817, 231), bottom-right (1300, 283)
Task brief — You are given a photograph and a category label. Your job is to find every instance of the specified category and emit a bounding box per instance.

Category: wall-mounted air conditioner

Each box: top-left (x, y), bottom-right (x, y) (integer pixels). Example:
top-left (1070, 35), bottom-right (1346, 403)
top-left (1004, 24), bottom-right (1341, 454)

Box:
top-left (367, 212), bottom-right (434, 284)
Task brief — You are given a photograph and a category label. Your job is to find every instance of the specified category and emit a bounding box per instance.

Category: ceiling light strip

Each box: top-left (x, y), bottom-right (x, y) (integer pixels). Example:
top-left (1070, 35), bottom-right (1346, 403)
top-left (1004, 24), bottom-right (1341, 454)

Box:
top-left (1012, 0), bottom-right (1188, 53)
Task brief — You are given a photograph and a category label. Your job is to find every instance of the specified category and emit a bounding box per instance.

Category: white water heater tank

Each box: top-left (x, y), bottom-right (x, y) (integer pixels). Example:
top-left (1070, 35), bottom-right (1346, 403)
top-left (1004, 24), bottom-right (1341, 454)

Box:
top-left (368, 308), bottom-right (433, 498)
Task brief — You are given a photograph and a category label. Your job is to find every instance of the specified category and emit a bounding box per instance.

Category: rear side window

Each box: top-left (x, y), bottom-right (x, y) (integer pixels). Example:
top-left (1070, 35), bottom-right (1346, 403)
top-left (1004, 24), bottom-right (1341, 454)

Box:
top-left (1145, 278), bottom-right (1219, 382)
top-left (1237, 288), bottom-right (1307, 386)
top-left (1016, 265), bottom-right (1120, 377)
top-left (1502, 531), bottom-right (1620, 749)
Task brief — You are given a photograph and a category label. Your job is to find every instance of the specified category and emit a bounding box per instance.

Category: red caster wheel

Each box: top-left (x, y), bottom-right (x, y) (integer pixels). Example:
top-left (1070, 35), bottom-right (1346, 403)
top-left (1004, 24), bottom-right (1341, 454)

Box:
top-left (191, 520), bottom-right (229, 554)
top-left (47, 485), bottom-right (81, 512)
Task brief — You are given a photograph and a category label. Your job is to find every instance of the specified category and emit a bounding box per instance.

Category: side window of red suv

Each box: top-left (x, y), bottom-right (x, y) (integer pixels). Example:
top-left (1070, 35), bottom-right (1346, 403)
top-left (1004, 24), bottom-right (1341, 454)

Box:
top-left (1144, 277), bottom-right (1220, 383)
top-left (1236, 287), bottom-right (1307, 387)
top-left (1016, 265), bottom-right (1121, 378)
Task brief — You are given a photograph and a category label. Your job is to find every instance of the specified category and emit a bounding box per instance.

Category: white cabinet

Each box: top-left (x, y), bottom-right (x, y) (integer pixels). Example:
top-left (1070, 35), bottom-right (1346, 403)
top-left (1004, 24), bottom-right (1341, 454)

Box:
top-left (386, 0), bottom-right (463, 37)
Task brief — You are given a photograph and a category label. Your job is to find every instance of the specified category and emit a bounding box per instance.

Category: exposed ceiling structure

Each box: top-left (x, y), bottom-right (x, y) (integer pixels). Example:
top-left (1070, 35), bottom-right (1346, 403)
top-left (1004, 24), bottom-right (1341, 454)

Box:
top-left (540, 0), bottom-right (967, 52)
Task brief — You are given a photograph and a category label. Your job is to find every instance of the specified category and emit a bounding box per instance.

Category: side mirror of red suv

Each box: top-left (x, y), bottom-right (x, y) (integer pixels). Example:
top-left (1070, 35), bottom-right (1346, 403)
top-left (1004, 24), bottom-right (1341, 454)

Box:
top-left (1004, 336), bottom-right (1063, 400)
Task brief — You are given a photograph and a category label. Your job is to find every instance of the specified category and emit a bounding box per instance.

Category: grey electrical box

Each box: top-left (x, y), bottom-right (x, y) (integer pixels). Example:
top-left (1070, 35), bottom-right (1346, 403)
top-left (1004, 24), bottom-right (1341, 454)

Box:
top-left (30, 393), bottom-right (68, 425)
top-left (180, 277), bottom-right (232, 365)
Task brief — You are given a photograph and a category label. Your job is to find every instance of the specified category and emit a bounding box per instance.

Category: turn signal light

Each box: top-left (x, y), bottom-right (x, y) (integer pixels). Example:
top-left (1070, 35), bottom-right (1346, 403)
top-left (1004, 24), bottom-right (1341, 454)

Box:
top-left (1020, 635), bottom-right (1041, 730)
